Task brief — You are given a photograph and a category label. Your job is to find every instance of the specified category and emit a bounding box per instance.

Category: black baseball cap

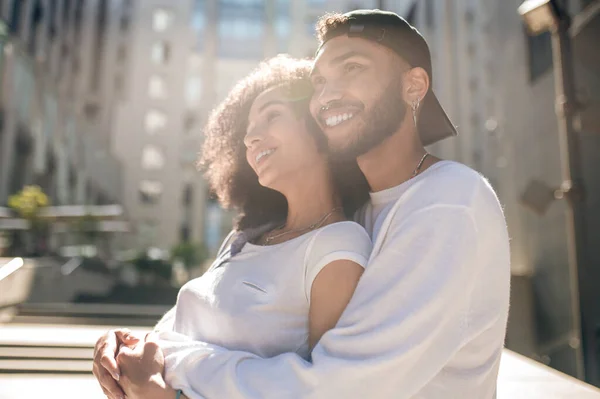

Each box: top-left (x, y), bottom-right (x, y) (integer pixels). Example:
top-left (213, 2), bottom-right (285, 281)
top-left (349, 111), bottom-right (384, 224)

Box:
top-left (316, 9), bottom-right (457, 146)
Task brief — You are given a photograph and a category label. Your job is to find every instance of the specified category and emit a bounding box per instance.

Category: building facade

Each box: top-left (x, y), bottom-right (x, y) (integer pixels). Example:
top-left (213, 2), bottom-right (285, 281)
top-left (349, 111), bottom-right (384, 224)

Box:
top-left (113, 0), bottom-right (381, 253)
top-left (411, 0), bottom-right (600, 385)
top-left (0, 0), bottom-right (128, 251)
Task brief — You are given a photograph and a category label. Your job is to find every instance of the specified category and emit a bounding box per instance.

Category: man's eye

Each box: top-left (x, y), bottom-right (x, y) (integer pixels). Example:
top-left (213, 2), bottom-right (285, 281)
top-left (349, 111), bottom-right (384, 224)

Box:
top-left (345, 63), bottom-right (363, 73)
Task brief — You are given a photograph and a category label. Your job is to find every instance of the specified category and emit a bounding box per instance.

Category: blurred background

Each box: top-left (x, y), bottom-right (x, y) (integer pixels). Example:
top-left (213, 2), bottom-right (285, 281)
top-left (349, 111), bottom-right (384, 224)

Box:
top-left (0, 0), bottom-right (599, 396)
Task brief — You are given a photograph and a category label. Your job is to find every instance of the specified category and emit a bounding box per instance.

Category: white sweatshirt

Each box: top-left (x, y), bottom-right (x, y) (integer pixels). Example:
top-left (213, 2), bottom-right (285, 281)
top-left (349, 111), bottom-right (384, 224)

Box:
top-left (156, 161), bottom-right (511, 399)
top-left (162, 221), bottom-right (371, 360)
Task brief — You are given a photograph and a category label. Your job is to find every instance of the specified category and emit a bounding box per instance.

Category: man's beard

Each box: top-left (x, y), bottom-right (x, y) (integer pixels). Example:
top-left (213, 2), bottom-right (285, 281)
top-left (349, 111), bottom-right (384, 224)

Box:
top-left (330, 78), bottom-right (407, 160)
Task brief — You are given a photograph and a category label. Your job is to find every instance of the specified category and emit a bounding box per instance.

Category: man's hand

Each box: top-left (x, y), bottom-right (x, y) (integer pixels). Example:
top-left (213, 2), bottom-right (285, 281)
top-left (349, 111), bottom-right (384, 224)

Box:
top-left (92, 328), bottom-right (142, 399)
top-left (117, 336), bottom-right (176, 399)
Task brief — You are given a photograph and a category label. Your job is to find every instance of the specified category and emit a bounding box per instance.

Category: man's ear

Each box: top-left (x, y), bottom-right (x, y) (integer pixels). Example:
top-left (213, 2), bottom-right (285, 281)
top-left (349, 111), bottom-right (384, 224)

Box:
top-left (403, 67), bottom-right (430, 105)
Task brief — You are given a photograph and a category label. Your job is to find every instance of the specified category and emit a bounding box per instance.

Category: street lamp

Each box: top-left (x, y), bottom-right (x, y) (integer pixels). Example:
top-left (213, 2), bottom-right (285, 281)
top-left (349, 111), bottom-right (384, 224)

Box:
top-left (518, 0), bottom-right (596, 385)
top-left (518, 0), bottom-right (563, 34)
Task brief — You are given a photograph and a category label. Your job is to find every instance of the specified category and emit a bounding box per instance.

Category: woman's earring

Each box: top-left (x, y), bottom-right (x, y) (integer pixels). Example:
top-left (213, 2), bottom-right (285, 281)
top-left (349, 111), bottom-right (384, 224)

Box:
top-left (411, 98), bottom-right (420, 128)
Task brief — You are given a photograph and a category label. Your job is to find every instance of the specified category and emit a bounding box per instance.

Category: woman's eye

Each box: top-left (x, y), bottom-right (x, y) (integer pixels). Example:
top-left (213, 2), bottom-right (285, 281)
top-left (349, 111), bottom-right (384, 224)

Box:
top-left (267, 111), bottom-right (281, 122)
top-left (312, 76), bottom-right (325, 86)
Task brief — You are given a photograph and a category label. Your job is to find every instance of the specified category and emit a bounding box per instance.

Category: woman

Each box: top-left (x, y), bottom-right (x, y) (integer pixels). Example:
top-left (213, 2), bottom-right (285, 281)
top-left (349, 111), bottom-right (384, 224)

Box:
top-left (109, 55), bottom-right (372, 399)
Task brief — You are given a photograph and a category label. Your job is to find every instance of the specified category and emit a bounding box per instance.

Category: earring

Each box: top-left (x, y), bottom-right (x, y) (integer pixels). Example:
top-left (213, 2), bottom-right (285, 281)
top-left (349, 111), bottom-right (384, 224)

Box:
top-left (411, 98), bottom-right (420, 128)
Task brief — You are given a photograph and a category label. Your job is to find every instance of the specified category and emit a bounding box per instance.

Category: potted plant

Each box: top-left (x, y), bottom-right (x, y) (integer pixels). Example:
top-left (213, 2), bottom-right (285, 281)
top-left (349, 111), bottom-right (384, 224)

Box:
top-left (8, 185), bottom-right (50, 256)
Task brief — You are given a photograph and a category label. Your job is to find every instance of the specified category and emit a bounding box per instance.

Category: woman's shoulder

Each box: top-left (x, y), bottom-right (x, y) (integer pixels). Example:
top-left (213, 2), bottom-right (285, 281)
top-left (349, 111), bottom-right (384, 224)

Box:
top-left (315, 220), bottom-right (370, 240)
top-left (309, 221), bottom-right (372, 254)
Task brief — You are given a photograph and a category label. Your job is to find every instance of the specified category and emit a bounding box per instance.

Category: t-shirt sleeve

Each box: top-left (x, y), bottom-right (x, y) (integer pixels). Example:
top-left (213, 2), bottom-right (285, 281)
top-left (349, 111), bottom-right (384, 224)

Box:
top-left (304, 222), bottom-right (372, 301)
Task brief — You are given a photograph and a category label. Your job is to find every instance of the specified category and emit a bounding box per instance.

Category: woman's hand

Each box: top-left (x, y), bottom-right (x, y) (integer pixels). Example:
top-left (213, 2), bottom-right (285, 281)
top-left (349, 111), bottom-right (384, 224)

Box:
top-left (116, 337), bottom-right (178, 399)
top-left (92, 328), bottom-right (142, 399)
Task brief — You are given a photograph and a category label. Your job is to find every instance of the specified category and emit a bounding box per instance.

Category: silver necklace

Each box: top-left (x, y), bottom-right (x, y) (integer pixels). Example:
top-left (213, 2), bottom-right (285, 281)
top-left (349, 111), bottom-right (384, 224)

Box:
top-left (263, 206), bottom-right (343, 244)
top-left (412, 153), bottom-right (429, 177)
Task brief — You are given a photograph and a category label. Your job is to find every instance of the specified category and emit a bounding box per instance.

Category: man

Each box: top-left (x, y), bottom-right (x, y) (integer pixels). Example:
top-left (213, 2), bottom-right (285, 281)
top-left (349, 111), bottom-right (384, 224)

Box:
top-left (94, 10), bottom-right (510, 398)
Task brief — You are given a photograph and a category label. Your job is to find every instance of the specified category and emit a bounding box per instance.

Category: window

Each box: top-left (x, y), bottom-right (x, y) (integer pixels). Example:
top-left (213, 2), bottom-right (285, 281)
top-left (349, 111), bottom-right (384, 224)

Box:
top-left (148, 75), bottom-right (167, 99)
top-left (525, 27), bottom-right (552, 82)
top-left (139, 180), bottom-right (163, 204)
top-left (182, 184), bottom-right (193, 206)
top-left (117, 44), bottom-right (128, 64)
top-left (191, 0), bottom-right (205, 51)
top-left (151, 42), bottom-right (171, 65)
top-left (217, 0), bottom-right (264, 59)
top-left (180, 224), bottom-right (190, 242)
top-left (183, 113), bottom-right (197, 135)
top-left (185, 76), bottom-right (202, 106)
top-left (28, 0), bottom-right (44, 56)
top-left (469, 77), bottom-right (478, 92)
top-left (465, 9), bottom-right (475, 25)
top-left (91, 0), bottom-right (108, 92)
top-left (48, 0), bottom-right (57, 42)
top-left (152, 8), bottom-right (173, 32)
top-left (275, 0), bottom-right (290, 52)
top-left (120, 0), bottom-right (131, 32)
top-left (9, 0), bottom-right (22, 34)
top-left (144, 110), bottom-right (167, 134)
top-left (425, 0), bottom-right (434, 29)
top-left (138, 220), bottom-right (158, 245)
top-left (141, 145), bottom-right (165, 170)
top-left (305, 15), bottom-right (317, 36)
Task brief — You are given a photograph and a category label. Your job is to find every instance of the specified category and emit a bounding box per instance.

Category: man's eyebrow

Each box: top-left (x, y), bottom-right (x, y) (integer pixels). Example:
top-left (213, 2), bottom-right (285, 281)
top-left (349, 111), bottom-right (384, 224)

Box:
top-left (310, 51), bottom-right (367, 78)
top-left (329, 50), bottom-right (366, 66)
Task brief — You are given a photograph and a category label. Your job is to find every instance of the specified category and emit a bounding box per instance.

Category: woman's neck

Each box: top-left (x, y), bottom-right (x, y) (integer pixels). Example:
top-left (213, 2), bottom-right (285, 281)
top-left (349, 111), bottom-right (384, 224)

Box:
top-left (280, 165), bottom-right (343, 232)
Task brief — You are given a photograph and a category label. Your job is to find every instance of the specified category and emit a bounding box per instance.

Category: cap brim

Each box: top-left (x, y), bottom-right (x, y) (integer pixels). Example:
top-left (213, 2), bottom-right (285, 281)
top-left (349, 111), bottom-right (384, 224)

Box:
top-left (418, 90), bottom-right (458, 146)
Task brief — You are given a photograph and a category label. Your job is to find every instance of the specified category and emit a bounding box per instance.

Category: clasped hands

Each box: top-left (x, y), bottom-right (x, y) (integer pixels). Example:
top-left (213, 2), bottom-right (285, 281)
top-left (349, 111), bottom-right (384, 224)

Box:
top-left (92, 329), bottom-right (178, 399)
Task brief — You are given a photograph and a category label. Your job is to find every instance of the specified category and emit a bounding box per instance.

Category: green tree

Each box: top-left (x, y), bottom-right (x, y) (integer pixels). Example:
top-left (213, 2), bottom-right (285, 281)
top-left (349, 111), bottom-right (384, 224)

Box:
top-left (171, 242), bottom-right (209, 271)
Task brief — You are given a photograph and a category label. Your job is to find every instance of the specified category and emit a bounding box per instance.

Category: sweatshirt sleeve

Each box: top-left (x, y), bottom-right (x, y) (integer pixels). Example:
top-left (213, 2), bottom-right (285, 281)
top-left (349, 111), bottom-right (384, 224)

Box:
top-left (160, 205), bottom-right (486, 399)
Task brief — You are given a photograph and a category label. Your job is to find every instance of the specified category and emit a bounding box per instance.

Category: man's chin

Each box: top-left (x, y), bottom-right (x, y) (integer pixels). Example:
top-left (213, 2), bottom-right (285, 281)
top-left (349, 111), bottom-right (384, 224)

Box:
top-left (328, 140), bottom-right (365, 162)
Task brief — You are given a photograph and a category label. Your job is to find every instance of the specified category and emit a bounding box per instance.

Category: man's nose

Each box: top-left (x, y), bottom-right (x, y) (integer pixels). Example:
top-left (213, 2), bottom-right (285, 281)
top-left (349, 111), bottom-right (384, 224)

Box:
top-left (317, 82), bottom-right (344, 107)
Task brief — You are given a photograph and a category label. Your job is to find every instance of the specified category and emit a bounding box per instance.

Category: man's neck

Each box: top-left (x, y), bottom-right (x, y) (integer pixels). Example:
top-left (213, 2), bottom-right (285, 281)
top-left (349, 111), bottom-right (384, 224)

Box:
top-left (357, 128), bottom-right (429, 193)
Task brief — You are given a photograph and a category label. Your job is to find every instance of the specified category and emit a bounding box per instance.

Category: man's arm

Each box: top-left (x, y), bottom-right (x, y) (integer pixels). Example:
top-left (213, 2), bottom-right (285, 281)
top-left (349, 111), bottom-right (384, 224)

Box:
top-left (162, 205), bottom-right (494, 399)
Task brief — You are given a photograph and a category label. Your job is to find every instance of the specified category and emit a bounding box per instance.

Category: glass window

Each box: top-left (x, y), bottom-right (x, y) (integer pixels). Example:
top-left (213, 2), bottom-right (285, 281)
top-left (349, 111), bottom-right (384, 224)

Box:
top-left (182, 184), bottom-right (193, 206)
top-left (138, 219), bottom-right (158, 245)
top-left (141, 145), bottom-right (165, 170)
top-left (191, 0), bottom-right (205, 51)
top-left (148, 75), bottom-right (167, 99)
top-left (217, 0), bottom-right (265, 59)
top-left (275, 0), bottom-right (290, 53)
top-left (151, 41), bottom-right (170, 65)
top-left (139, 180), bottom-right (163, 204)
top-left (305, 16), bottom-right (318, 36)
top-left (185, 76), bottom-right (202, 106)
top-left (144, 110), bottom-right (167, 134)
top-left (153, 8), bottom-right (173, 32)
top-left (525, 27), bottom-right (552, 82)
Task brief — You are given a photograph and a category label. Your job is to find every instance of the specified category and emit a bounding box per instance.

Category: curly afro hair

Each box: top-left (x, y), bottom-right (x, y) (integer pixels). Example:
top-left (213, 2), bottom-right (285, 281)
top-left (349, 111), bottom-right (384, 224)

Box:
top-left (199, 55), bottom-right (369, 231)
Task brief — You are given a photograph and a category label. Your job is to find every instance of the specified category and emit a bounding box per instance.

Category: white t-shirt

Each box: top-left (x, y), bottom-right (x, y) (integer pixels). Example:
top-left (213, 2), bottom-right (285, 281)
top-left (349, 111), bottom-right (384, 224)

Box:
top-left (160, 221), bottom-right (371, 362)
top-left (156, 160), bottom-right (511, 399)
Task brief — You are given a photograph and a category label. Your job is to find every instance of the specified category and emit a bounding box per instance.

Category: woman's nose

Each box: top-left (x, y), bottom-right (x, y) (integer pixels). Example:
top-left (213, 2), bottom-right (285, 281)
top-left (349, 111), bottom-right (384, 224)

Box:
top-left (243, 127), bottom-right (263, 149)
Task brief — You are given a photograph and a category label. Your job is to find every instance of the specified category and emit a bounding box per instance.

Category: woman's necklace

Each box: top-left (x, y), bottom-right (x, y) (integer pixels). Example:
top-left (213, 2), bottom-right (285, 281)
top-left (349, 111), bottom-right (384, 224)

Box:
top-left (263, 206), bottom-right (343, 245)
